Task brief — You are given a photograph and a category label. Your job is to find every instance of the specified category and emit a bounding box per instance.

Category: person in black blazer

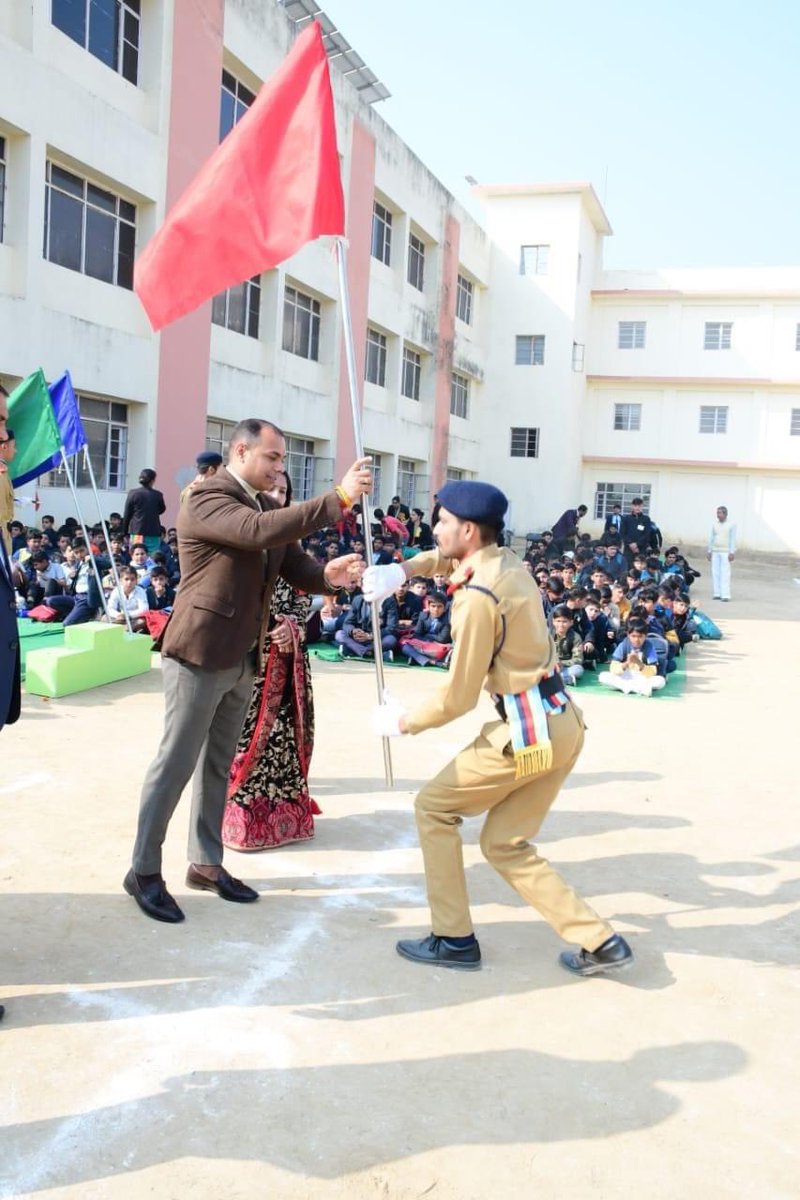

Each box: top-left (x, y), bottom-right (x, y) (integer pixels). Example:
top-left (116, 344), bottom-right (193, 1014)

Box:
top-left (406, 508), bottom-right (434, 550)
top-left (0, 511), bottom-right (21, 1025)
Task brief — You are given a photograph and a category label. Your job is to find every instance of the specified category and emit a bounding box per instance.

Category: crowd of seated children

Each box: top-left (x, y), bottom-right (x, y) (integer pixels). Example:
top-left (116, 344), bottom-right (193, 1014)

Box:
top-left (10, 516), bottom-right (180, 630)
top-left (525, 531), bottom-right (702, 698)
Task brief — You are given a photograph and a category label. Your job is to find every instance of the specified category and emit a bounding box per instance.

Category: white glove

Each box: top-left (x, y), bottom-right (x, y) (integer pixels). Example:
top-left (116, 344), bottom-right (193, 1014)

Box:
top-left (372, 690), bottom-right (408, 738)
top-left (362, 563), bottom-right (406, 603)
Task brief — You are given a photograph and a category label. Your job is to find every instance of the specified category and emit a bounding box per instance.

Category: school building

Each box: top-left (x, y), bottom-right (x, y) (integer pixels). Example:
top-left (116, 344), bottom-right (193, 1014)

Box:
top-left (1, 1), bottom-right (798, 552)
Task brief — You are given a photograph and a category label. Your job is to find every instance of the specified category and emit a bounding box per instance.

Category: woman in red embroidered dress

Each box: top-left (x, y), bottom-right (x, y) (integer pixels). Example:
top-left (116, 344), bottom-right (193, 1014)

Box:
top-left (222, 473), bottom-right (320, 851)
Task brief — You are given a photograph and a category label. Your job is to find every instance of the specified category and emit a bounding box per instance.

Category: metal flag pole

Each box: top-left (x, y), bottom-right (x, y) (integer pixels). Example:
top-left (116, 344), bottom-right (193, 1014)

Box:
top-left (82, 448), bottom-right (133, 638)
top-left (82, 447), bottom-right (133, 635)
top-left (335, 236), bottom-right (394, 788)
top-left (59, 449), bottom-right (113, 624)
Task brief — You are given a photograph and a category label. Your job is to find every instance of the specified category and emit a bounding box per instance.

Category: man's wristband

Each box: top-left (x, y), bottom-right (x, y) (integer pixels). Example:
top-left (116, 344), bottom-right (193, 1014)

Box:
top-left (335, 485), bottom-right (352, 509)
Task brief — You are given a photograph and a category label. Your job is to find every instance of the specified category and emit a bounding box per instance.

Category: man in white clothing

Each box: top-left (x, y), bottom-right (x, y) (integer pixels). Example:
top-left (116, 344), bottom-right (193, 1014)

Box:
top-left (707, 506), bottom-right (736, 601)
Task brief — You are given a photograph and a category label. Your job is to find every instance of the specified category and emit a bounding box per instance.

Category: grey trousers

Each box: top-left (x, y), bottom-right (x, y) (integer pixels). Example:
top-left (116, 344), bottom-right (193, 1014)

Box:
top-left (132, 653), bottom-right (256, 874)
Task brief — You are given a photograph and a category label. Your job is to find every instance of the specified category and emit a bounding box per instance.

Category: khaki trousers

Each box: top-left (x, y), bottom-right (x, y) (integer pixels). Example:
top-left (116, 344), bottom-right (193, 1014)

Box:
top-left (414, 699), bottom-right (613, 951)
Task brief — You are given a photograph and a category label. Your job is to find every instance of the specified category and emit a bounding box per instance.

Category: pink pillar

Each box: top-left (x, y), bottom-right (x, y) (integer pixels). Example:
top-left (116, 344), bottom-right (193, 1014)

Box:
top-left (431, 213), bottom-right (460, 496)
top-left (153, 0), bottom-right (224, 520)
top-left (334, 119), bottom-right (376, 478)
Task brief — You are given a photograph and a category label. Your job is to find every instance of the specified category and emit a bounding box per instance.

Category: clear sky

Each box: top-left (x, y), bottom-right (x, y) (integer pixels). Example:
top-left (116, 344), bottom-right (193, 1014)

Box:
top-left (322, 0), bottom-right (800, 270)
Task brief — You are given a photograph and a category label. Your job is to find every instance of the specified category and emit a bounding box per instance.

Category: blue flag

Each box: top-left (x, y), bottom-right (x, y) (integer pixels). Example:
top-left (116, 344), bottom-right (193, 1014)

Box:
top-left (13, 370), bottom-right (87, 486)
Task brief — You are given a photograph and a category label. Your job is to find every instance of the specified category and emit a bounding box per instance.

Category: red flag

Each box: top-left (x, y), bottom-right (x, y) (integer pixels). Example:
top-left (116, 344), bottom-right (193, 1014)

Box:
top-left (134, 21), bottom-right (345, 331)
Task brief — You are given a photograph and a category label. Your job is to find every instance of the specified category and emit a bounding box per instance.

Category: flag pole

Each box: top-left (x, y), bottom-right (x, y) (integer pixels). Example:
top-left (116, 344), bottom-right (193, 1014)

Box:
top-left (335, 236), bottom-right (394, 788)
top-left (59, 450), bottom-right (112, 625)
top-left (81, 447), bottom-right (133, 635)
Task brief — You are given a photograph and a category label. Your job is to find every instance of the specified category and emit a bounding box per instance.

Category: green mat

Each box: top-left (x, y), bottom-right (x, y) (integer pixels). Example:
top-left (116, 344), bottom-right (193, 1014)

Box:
top-left (307, 641), bottom-right (689, 697)
top-left (18, 619), bottom-right (66, 679)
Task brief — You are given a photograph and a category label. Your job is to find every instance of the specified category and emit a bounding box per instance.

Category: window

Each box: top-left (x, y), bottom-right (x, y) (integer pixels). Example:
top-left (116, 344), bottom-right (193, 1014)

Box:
top-left (206, 417), bottom-right (237, 459)
top-left (282, 285), bottom-right (320, 360)
top-left (520, 244), bottom-right (549, 275)
top-left (614, 403), bottom-right (642, 431)
top-left (594, 483), bottom-right (652, 520)
top-left (371, 201), bottom-right (392, 266)
top-left (450, 372), bottom-right (469, 419)
top-left (44, 395), bottom-right (128, 489)
top-left (456, 273), bottom-right (473, 324)
top-left (401, 346), bottom-right (421, 400)
top-left (365, 328), bottom-right (387, 387)
top-left (407, 232), bottom-right (425, 291)
top-left (0, 136), bottom-right (5, 243)
top-left (446, 467), bottom-right (465, 481)
top-left (791, 409), bottom-right (800, 436)
top-left (515, 335), bottom-right (545, 366)
top-left (367, 450), bottom-right (382, 505)
top-left (704, 322), bottom-right (732, 350)
top-left (220, 69), bottom-right (256, 142)
top-left (699, 405), bottom-right (728, 434)
top-left (52, 0), bottom-right (140, 84)
top-left (285, 435), bottom-right (316, 501)
top-left (510, 427), bottom-right (540, 458)
top-left (212, 275), bottom-right (260, 339)
top-left (572, 342), bottom-right (585, 372)
top-left (44, 161), bottom-right (135, 288)
top-left (618, 321), bottom-right (646, 350)
top-left (397, 457), bottom-right (417, 507)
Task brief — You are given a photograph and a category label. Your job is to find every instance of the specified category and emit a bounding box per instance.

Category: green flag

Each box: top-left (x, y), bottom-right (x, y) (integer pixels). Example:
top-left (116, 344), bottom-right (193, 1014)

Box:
top-left (7, 369), bottom-right (62, 485)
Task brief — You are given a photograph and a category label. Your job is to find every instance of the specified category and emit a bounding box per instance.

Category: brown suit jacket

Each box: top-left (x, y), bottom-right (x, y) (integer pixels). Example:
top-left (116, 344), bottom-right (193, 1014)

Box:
top-left (164, 467), bottom-right (340, 670)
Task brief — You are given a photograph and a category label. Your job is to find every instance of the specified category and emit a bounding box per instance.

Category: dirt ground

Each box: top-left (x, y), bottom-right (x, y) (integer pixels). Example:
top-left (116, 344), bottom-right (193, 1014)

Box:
top-left (2, 554), bottom-right (799, 1200)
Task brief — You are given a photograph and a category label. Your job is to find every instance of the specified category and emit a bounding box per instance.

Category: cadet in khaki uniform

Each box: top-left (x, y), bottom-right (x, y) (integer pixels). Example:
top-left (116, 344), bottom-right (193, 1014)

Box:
top-left (365, 480), bottom-right (633, 976)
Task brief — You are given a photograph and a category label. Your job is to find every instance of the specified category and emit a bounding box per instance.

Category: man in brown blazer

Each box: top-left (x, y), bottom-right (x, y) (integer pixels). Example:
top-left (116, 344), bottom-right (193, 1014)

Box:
top-left (125, 418), bottom-right (372, 923)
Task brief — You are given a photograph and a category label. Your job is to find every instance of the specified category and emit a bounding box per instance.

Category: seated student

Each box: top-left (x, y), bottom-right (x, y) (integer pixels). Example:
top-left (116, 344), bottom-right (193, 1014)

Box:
top-left (108, 533), bottom-right (130, 565)
top-left (599, 618), bottom-right (666, 697)
top-left (24, 550), bottom-right (67, 608)
top-left (40, 514), bottom-right (59, 551)
top-left (610, 579), bottom-right (631, 627)
top-left (394, 578), bottom-right (423, 638)
top-left (401, 592), bottom-right (452, 666)
top-left (661, 547), bottom-right (684, 577)
top-left (674, 550), bottom-right (701, 588)
top-left (48, 539), bottom-right (101, 626)
top-left (599, 539), bottom-right (627, 581)
top-left (540, 529), bottom-right (560, 561)
top-left (146, 566), bottom-right (175, 611)
top-left (129, 543), bottom-right (155, 588)
top-left (106, 566), bottom-right (150, 632)
top-left (545, 575), bottom-right (566, 613)
top-left (12, 528), bottom-right (50, 568)
top-left (626, 567), bottom-right (644, 602)
top-left (645, 555), bottom-right (663, 584)
top-left (565, 586), bottom-right (592, 641)
top-left (371, 536), bottom-right (395, 566)
top-left (575, 547), bottom-right (596, 586)
top-left (9, 521), bottom-right (27, 554)
top-left (602, 503), bottom-right (624, 543)
top-left (582, 596), bottom-right (616, 668)
top-left (551, 604), bottom-right (585, 686)
top-left (107, 512), bottom-right (124, 535)
top-left (318, 594), bottom-right (343, 640)
top-left (629, 601), bottom-right (674, 675)
top-left (432, 571), bottom-right (449, 596)
top-left (672, 592), bottom-right (700, 647)
top-left (335, 593), bottom-right (399, 660)
top-left (560, 562), bottom-right (577, 589)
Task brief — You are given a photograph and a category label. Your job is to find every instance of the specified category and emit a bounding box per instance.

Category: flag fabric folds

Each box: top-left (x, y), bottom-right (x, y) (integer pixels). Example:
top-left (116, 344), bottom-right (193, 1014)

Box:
top-left (7, 370), bottom-right (62, 487)
top-left (13, 370), bottom-right (87, 487)
top-left (134, 20), bottom-right (345, 331)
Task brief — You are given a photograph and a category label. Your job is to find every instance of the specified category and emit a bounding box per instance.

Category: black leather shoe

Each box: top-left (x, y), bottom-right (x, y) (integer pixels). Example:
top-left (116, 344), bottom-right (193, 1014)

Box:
top-left (559, 934), bottom-right (633, 977)
top-left (0, 1004), bottom-right (5, 1022)
top-left (123, 868), bottom-right (185, 923)
top-left (186, 865), bottom-right (259, 903)
top-left (396, 934), bottom-right (482, 970)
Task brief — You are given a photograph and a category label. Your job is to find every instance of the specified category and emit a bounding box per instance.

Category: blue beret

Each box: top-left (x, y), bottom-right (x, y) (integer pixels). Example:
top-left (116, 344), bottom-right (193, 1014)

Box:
top-left (437, 481), bottom-right (508, 524)
top-left (196, 450), bottom-right (223, 468)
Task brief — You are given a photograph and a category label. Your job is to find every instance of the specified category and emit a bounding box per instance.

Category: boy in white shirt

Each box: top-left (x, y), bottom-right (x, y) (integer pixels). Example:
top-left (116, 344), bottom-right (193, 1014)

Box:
top-left (106, 566), bottom-right (150, 632)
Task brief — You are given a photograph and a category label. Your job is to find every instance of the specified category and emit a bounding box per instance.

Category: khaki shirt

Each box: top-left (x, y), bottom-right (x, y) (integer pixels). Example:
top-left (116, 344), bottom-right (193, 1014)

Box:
top-left (0, 467), bottom-right (13, 556)
top-left (405, 545), bottom-right (558, 735)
